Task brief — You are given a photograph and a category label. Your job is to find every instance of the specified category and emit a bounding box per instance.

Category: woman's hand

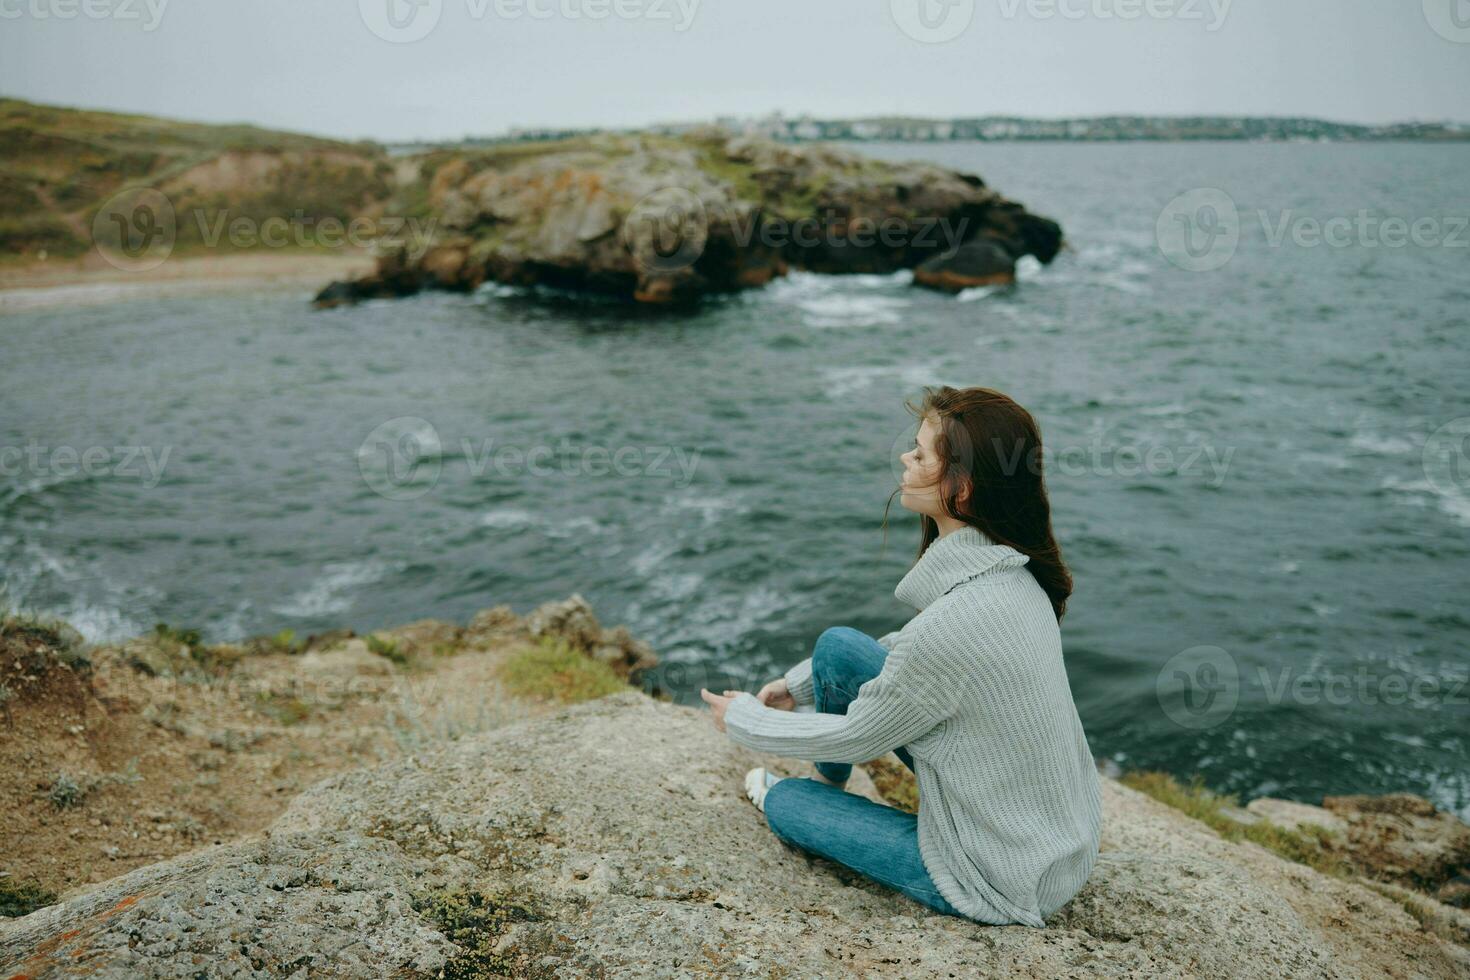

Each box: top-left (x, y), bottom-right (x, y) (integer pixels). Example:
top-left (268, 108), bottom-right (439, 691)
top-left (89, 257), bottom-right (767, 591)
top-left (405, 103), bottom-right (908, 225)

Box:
top-left (756, 678), bottom-right (796, 711)
top-left (700, 688), bottom-right (744, 733)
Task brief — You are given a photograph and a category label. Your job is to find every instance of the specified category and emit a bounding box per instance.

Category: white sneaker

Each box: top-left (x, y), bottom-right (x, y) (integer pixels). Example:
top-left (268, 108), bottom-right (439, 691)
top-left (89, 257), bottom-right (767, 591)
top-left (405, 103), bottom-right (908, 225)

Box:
top-left (743, 767), bottom-right (784, 813)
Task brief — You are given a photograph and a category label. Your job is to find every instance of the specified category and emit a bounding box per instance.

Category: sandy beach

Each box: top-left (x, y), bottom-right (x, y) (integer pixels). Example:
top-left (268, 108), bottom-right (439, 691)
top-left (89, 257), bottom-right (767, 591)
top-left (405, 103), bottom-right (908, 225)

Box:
top-left (0, 251), bottom-right (375, 314)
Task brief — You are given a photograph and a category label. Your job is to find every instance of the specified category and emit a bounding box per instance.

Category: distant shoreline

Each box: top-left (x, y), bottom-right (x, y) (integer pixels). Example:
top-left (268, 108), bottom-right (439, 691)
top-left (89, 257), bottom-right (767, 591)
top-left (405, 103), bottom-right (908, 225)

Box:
top-left (0, 251), bottom-right (374, 314)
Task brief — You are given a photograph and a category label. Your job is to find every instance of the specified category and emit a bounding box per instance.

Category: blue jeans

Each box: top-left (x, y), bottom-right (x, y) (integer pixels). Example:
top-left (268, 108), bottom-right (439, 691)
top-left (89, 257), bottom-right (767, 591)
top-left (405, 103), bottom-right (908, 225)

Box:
top-left (761, 627), bottom-right (966, 918)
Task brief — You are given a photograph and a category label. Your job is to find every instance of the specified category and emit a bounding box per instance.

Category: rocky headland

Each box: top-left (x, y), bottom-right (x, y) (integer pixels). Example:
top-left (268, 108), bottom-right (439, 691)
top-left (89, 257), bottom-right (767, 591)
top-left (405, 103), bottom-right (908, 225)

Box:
top-left (312, 130), bottom-right (1064, 308)
top-left (2, 601), bottom-right (1467, 978)
top-left (2, 99), bottom-right (1061, 309)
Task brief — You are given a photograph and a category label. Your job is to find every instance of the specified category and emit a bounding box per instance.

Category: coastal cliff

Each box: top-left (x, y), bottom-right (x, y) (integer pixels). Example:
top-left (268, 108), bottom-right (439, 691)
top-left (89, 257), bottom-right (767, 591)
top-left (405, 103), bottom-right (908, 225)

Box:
top-left (312, 130), bottom-right (1063, 307)
top-left (0, 99), bottom-right (1061, 306)
top-left (2, 603), bottom-right (1467, 977)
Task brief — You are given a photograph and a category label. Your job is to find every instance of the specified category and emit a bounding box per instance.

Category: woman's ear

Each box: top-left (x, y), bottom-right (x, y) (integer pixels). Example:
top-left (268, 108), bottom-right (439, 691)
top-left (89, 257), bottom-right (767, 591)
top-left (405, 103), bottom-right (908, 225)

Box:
top-left (953, 478), bottom-right (972, 511)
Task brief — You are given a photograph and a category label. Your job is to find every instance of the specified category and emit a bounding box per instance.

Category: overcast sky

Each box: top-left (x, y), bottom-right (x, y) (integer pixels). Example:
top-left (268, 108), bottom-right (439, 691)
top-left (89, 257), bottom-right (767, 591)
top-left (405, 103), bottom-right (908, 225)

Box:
top-left (2, 0), bottom-right (1467, 141)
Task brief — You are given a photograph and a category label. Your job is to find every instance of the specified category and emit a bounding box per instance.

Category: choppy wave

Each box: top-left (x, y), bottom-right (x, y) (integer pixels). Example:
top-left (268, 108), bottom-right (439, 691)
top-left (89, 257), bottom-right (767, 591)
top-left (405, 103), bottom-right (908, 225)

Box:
top-left (819, 364), bottom-right (941, 399)
top-left (273, 560), bottom-right (401, 619)
top-left (766, 271), bottom-right (912, 328)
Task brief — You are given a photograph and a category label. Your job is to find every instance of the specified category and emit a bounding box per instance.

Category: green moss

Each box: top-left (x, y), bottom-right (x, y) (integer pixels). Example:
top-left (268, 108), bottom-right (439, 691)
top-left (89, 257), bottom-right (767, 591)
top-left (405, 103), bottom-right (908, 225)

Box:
top-left (366, 633), bottom-right (410, 668)
top-left (414, 887), bottom-right (564, 979)
top-left (497, 637), bottom-right (628, 704)
top-left (153, 622), bottom-right (203, 651)
top-left (269, 628), bottom-right (304, 654)
top-left (1360, 880), bottom-right (1436, 929)
top-left (1120, 771), bottom-right (1346, 877)
top-left (255, 692), bottom-right (312, 726)
top-left (0, 878), bottom-right (57, 918)
top-left (150, 622), bottom-right (247, 673)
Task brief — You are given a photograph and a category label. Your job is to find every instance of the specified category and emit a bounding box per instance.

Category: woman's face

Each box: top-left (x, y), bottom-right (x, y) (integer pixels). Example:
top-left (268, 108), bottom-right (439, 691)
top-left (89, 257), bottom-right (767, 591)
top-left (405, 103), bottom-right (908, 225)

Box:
top-left (899, 416), bottom-right (948, 519)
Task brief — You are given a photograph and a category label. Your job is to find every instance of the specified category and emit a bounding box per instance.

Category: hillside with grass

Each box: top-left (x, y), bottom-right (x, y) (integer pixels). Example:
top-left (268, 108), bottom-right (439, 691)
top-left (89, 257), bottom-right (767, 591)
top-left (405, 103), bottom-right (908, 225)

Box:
top-left (0, 98), bottom-right (392, 261)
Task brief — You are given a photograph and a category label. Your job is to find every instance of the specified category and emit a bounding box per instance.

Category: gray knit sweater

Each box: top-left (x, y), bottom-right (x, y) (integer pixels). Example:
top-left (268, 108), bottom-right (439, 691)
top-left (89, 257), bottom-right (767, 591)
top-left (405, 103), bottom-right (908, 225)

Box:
top-left (723, 525), bottom-right (1102, 927)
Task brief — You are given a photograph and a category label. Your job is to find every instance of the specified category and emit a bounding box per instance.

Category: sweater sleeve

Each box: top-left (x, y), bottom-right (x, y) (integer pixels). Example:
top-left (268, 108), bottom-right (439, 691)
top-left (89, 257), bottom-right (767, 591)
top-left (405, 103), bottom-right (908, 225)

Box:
top-left (782, 658), bottom-right (815, 706)
top-left (724, 632), bottom-right (955, 764)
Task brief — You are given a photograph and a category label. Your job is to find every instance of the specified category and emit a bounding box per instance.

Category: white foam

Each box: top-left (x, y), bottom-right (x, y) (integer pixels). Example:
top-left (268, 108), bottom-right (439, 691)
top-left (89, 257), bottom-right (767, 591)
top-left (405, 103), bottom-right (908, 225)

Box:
top-left (273, 560), bottom-right (398, 619)
top-left (819, 365), bottom-right (939, 399)
top-left (544, 515), bottom-right (606, 538)
top-left (479, 508), bottom-right (535, 530)
top-left (630, 540), bottom-right (678, 577)
top-left (1015, 255), bottom-right (1044, 280)
top-left (956, 285), bottom-right (998, 303)
top-left (765, 271), bottom-right (912, 328)
top-left (1381, 474), bottom-right (1470, 526)
top-left (660, 491), bottom-right (748, 526)
top-left (798, 293), bottom-right (908, 328)
top-left (1349, 431), bottom-right (1414, 455)
top-left (1138, 402), bottom-right (1192, 417)
top-left (649, 572), bottom-right (704, 601)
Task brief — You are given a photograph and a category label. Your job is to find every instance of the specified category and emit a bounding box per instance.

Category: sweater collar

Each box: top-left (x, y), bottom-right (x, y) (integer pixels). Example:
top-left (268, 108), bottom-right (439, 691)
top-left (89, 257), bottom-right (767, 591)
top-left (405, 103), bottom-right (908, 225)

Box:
top-left (894, 524), bottom-right (1030, 610)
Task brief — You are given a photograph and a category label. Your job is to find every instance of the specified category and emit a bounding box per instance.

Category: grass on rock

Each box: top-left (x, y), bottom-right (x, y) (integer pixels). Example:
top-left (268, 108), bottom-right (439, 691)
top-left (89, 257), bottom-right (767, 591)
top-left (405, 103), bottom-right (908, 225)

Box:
top-left (496, 637), bottom-right (627, 704)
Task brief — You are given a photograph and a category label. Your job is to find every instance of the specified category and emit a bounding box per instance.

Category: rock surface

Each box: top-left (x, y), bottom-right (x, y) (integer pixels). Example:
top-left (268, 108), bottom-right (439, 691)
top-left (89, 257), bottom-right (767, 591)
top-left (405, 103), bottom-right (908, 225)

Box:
top-left (1322, 793), bottom-right (1470, 907)
top-left (5, 691), bottom-right (1467, 978)
top-left (913, 235), bottom-right (1019, 292)
top-left (1244, 796), bottom-right (1350, 834)
top-left (314, 130), bottom-right (1063, 307)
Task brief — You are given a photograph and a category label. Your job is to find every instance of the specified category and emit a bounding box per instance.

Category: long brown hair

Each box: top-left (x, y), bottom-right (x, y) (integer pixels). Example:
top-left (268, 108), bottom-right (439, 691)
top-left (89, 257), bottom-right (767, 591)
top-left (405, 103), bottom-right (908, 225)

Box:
top-left (892, 385), bottom-right (1073, 621)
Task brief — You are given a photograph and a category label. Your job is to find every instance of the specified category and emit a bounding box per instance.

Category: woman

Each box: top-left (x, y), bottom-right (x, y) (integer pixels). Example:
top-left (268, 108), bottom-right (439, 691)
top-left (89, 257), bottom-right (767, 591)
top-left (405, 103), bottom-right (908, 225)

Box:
top-left (700, 385), bottom-right (1101, 926)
